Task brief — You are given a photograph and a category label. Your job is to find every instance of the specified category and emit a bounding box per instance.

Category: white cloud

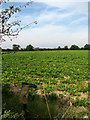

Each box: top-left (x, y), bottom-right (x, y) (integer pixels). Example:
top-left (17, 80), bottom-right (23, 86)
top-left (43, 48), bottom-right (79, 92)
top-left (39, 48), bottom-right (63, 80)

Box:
top-left (36, 3), bottom-right (87, 25)
top-left (36, 11), bottom-right (74, 25)
top-left (23, 26), bottom-right (88, 48)
top-left (20, 15), bottom-right (35, 25)
top-left (2, 24), bottom-right (87, 49)
top-left (2, 1), bottom-right (88, 49)
top-left (71, 17), bottom-right (87, 24)
top-left (34, 0), bottom-right (88, 9)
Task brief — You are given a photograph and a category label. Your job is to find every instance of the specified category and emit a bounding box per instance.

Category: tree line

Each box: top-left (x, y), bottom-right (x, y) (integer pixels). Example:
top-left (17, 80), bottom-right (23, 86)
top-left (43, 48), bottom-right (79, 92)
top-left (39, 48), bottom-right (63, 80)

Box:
top-left (2, 44), bottom-right (90, 51)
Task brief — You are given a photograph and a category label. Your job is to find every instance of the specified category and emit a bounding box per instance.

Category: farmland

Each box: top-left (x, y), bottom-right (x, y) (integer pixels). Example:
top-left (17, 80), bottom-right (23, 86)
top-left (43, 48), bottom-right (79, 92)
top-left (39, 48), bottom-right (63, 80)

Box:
top-left (2, 50), bottom-right (89, 119)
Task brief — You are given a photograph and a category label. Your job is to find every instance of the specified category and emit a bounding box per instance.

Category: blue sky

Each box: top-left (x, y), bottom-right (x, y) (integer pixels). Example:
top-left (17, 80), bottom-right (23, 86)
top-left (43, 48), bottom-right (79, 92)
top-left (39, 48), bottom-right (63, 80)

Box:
top-left (2, 0), bottom-right (88, 48)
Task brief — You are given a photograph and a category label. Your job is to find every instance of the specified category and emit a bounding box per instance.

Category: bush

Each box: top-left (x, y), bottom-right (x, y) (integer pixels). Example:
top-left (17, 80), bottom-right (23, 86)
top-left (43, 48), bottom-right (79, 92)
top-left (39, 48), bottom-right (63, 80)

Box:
top-left (2, 110), bottom-right (18, 119)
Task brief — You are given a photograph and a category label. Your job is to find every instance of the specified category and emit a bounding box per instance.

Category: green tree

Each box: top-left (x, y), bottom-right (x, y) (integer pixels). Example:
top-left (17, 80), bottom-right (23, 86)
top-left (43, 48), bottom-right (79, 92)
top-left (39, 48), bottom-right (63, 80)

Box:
top-left (26, 44), bottom-right (34, 51)
top-left (57, 46), bottom-right (61, 50)
top-left (70, 45), bottom-right (80, 50)
top-left (13, 44), bottom-right (20, 51)
top-left (35, 47), bottom-right (40, 51)
top-left (64, 45), bottom-right (68, 50)
top-left (81, 47), bottom-right (84, 50)
top-left (84, 44), bottom-right (90, 50)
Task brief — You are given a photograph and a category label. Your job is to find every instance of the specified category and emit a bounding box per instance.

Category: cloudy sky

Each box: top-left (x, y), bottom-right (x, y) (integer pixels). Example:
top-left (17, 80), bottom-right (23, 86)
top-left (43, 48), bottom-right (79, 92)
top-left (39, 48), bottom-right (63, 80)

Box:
top-left (2, 0), bottom-right (88, 49)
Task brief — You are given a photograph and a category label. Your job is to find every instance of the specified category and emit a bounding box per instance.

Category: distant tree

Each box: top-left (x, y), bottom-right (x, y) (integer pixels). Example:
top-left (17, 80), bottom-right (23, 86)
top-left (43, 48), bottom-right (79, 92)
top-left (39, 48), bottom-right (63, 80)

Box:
top-left (70, 45), bottom-right (80, 50)
top-left (13, 44), bottom-right (20, 51)
top-left (21, 48), bottom-right (24, 51)
top-left (84, 44), bottom-right (90, 50)
top-left (64, 45), bottom-right (68, 50)
top-left (81, 47), bottom-right (84, 50)
top-left (26, 44), bottom-right (34, 51)
top-left (7, 48), bottom-right (12, 51)
top-left (35, 47), bottom-right (40, 51)
top-left (57, 46), bottom-right (61, 50)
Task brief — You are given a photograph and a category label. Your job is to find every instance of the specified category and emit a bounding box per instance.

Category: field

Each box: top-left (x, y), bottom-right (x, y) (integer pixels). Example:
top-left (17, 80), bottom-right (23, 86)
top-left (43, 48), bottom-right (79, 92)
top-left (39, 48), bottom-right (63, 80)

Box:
top-left (2, 50), bottom-right (89, 119)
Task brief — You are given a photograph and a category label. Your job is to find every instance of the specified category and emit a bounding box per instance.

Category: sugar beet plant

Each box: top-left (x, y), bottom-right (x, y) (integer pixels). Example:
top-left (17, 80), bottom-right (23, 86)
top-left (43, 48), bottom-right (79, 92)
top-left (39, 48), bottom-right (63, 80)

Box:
top-left (2, 50), bottom-right (89, 102)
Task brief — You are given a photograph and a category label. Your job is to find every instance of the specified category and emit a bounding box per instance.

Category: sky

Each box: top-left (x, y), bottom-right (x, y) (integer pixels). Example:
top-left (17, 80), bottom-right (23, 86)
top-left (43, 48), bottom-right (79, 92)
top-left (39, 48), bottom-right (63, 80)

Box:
top-left (2, 0), bottom-right (89, 49)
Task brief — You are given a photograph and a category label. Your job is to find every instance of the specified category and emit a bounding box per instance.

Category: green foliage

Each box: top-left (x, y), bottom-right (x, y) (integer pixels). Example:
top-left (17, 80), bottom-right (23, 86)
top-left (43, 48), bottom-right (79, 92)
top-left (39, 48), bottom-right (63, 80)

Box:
top-left (26, 44), bottom-right (34, 51)
top-left (2, 50), bottom-right (88, 94)
top-left (2, 50), bottom-right (89, 119)
top-left (59, 94), bottom-right (64, 98)
top-left (13, 44), bottom-right (20, 51)
top-left (84, 44), bottom-right (90, 50)
top-left (48, 92), bottom-right (57, 100)
top-left (2, 86), bottom-right (13, 97)
top-left (64, 46), bottom-right (68, 50)
top-left (72, 97), bottom-right (89, 107)
top-left (57, 46), bottom-right (61, 50)
top-left (70, 45), bottom-right (80, 50)
top-left (2, 110), bottom-right (18, 119)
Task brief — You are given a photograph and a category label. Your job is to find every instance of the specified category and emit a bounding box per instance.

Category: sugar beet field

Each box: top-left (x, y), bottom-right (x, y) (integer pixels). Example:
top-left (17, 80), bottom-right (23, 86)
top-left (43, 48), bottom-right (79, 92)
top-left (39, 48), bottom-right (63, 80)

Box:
top-left (2, 50), bottom-right (89, 119)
